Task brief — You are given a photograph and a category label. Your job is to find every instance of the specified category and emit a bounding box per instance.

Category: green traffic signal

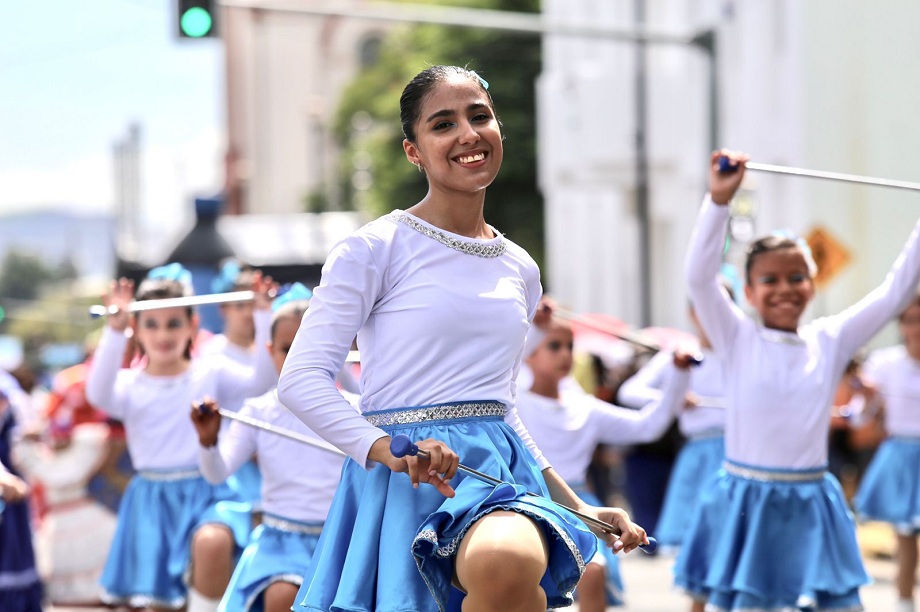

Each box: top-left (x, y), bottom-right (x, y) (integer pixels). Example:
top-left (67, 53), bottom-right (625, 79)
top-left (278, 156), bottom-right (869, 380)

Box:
top-left (180, 7), bottom-right (213, 38)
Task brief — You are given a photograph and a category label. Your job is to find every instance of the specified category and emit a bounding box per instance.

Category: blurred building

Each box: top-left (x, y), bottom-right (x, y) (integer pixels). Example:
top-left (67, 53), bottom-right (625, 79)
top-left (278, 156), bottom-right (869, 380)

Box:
top-left (221, 1), bottom-right (391, 215)
top-left (540, 0), bottom-right (920, 347)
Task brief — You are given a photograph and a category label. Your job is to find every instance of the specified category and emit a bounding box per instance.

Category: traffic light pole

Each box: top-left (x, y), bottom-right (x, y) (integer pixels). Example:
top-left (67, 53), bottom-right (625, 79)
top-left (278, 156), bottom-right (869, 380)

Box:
top-left (217, 0), bottom-right (718, 326)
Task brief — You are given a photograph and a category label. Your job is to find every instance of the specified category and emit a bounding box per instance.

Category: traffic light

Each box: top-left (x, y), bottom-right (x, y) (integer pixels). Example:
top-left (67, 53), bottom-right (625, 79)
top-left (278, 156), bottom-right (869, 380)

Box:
top-left (177, 0), bottom-right (217, 39)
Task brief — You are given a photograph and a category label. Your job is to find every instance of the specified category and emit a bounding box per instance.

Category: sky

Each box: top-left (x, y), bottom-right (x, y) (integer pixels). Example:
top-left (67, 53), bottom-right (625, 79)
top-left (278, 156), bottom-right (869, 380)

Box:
top-left (1, 0), bottom-right (225, 233)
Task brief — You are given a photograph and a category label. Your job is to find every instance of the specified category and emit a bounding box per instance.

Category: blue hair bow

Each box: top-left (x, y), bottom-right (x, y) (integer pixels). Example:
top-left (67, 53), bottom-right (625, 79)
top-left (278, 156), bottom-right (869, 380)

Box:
top-left (272, 282), bottom-right (313, 312)
top-left (147, 263), bottom-right (193, 290)
top-left (212, 260), bottom-right (242, 294)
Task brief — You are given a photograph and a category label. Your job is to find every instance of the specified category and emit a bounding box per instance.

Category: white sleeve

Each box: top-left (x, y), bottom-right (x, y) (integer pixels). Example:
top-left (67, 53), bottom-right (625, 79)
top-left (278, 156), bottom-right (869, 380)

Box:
top-left (507, 278), bottom-right (549, 470)
top-left (831, 217), bottom-right (920, 359)
top-left (593, 366), bottom-right (690, 445)
top-left (685, 197), bottom-right (746, 357)
top-left (85, 327), bottom-right (130, 420)
top-left (616, 350), bottom-right (671, 408)
top-left (214, 310), bottom-right (277, 407)
top-left (278, 234), bottom-right (389, 467)
top-left (198, 402), bottom-right (259, 484)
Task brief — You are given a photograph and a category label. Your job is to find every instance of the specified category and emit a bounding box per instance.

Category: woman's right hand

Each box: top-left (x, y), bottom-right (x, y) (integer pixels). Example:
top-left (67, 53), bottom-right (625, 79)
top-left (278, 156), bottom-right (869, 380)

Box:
top-left (370, 436), bottom-right (460, 498)
top-left (709, 149), bottom-right (749, 205)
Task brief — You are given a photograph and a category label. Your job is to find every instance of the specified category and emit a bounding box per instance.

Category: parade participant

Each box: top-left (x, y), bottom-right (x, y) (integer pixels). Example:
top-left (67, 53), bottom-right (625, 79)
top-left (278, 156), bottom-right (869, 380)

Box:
top-left (197, 260), bottom-right (268, 512)
top-left (0, 372), bottom-right (43, 612)
top-left (674, 149), bottom-right (920, 612)
top-left (617, 300), bottom-right (728, 552)
top-left (86, 265), bottom-right (276, 611)
top-left (278, 65), bottom-right (648, 612)
top-left (517, 309), bottom-right (694, 611)
top-left (855, 294), bottom-right (920, 612)
top-left (192, 283), bottom-right (350, 612)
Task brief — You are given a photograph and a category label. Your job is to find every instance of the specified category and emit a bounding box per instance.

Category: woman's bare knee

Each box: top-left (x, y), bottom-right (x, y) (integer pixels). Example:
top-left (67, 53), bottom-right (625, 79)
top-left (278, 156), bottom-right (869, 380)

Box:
top-left (455, 511), bottom-right (548, 601)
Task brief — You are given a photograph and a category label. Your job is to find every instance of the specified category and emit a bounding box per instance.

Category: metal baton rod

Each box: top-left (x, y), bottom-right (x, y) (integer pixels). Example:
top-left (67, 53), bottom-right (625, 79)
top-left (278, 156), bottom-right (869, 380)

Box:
top-left (718, 156), bottom-right (920, 192)
top-left (553, 308), bottom-right (703, 365)
top-left (89, 290), bottom-right (259, 318)
top-left (195, 402), bottom-right (346, 457)
top-left (389, 434), bottom-right (658, 554)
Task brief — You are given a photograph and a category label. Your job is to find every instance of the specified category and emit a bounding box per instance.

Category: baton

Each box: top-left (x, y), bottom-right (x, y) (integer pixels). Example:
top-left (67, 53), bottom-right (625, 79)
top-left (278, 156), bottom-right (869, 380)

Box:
top-left (718, 156), bottom-right (920, 192)
top-left (390, 434), bottom-right (658, 554)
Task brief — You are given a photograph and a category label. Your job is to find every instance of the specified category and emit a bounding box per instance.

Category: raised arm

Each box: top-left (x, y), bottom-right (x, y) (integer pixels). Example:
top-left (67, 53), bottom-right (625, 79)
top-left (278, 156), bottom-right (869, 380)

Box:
top-left (685, 151), bottom-right (750, 354)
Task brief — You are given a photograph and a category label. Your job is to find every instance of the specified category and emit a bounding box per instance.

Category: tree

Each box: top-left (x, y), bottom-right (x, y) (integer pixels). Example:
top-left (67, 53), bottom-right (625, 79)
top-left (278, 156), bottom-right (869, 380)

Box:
top-left (0, 250), bottom-right (55, 301)
top-left (332, 0), bottom-right (546, 269)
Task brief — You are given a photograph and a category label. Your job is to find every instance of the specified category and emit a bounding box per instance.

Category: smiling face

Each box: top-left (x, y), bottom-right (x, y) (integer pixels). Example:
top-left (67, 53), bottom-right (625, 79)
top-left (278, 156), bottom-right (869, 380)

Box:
top-left (134, 307), bottom-right (196, 370)
top-left (402, 73), bottom-right (503, 197)
top-left (744, 246), bottom-right (815, 332)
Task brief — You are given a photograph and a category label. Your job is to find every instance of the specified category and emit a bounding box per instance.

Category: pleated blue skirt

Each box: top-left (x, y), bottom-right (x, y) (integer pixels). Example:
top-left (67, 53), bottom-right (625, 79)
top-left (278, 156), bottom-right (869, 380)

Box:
top-left (220, 514), bottom-right (322, 612)
top-left (655, 433), bottom-right (725, 548)
top-left (854, 437), bottom-right (920, 534)
top-left (99, 469), bottom-right (241, 609)
top-left (673, 460), bottom-right (868, 611)
top-left (572, 487), bottom-right (624, 606)
top-left (293, 402), bottom-right (597, 612)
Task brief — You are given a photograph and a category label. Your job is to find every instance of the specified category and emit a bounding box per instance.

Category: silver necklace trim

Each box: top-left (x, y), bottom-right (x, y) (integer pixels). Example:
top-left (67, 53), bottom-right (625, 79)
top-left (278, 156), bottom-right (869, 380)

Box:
top-left (392, 212), bottom-right (506, 258)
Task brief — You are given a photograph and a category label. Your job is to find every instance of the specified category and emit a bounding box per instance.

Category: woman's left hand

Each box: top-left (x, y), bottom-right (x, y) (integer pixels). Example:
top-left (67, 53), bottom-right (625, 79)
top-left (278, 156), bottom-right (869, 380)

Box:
top-left (588, 506), bottom-right (648, 554)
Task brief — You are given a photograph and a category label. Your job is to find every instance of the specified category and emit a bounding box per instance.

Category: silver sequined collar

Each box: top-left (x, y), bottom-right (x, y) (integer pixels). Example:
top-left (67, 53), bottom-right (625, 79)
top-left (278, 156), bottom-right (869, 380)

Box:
top-left (390, 211), bottom-right (506, 258)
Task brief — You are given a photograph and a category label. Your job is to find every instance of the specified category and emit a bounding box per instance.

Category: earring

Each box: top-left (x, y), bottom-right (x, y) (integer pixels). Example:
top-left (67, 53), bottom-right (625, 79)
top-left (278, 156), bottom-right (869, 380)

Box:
top-left (415, 162), bottom-right (424, 173)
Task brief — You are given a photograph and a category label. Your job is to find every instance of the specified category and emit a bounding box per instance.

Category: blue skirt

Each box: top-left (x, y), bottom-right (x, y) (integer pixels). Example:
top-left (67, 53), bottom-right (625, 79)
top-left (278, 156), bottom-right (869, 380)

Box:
top-left (220, 514), bottom-right (322, 612)
top-left (656, 434), bottom-right (725, 548)
top-left (293, 402), bottom-right (597, 612)
top-left (0, 497), bottom-right (43, 611)
top-left (854, 437), bottom-right (920, 534)
top-left (572, 487), bottom-right (624, 606)
top-left (99, 469), bottom-right (241, 609)
top-left (673, 460), bottom-right (868, 611)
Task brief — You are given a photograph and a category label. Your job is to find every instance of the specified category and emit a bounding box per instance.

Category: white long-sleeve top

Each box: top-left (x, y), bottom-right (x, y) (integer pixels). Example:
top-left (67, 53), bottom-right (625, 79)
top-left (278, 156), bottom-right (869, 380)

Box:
top-left (278, 211), bottom-right (548, 469)
top-left (515, 368), bottom-right (689, 483)
top-left (617, 348), bottom-right (726, 437)
top-left (86, 324), bottom-right (276, 471)
top-left (863, 344), bottom-right (920, 437)
top-left (199, 389), bottom-right (348, 522)
top-left (686, 196), bottom-right (920, 469)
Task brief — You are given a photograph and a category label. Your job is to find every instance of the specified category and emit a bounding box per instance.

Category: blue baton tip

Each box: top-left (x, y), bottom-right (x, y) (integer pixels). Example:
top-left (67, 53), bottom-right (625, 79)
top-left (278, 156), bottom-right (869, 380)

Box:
top-left (390, 434), bottom-right (419, 458)
top-left (641, 537), bottom-right (659, 554)
top-left (718, 155), bottom-right (737, 173)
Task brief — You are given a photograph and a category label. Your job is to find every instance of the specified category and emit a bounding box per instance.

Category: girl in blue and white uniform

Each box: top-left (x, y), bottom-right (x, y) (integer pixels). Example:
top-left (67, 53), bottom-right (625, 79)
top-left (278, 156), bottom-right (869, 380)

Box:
top-left (86, 266), bottom-right (276, 611)
top-left (855, 294), bottom-right (920, 612)
top-left (193, 284), bottom-right (349, 612)
top-left (675, 150), bottom-right (920, 612)
top-left (278, 65), bottom-right (649, 612)
top-left (517, 311), bottom-right (693, 611)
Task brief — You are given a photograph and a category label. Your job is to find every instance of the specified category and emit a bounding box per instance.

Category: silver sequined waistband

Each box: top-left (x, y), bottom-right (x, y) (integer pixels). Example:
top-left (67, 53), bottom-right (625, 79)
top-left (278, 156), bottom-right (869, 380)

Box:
top-left (364, 400), bottom-right (507, 428)
top-left (138, 468), bottom-right (201, 481)
top-left (723, 461), bottom-right (825, 482)
top-left (263, 514), bottom-right (324, 535)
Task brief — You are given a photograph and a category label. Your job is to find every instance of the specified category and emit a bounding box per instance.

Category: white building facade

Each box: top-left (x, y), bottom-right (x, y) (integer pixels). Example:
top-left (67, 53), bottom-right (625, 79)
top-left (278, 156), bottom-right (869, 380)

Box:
top-left (539, 0), bottom-right (920, 347)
